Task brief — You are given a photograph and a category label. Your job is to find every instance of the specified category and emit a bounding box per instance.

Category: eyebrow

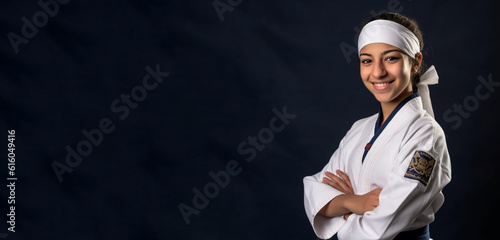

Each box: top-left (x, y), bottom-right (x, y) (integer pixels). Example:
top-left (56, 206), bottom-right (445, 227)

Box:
top-left (359, 49), bottom-right (403, 57)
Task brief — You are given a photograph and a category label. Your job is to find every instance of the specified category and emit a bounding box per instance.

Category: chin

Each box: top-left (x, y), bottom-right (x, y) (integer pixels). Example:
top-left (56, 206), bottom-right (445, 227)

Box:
top-left (371, 92), bottom-right (395, 103)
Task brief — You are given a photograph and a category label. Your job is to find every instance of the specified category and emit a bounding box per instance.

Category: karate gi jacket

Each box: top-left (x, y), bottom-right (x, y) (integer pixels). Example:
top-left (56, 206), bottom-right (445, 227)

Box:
top-left (303, 94), bottom-right (452, 240)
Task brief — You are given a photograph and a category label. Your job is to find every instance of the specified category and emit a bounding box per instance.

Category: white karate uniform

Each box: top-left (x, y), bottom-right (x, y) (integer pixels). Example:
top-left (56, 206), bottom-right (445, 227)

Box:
top-left (303, 94), bottom-right (452, 240)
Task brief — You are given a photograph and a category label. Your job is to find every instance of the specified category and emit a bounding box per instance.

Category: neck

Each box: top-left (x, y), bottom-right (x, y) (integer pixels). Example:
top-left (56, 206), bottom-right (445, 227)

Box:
top-left (379, 91), bottom-right (413, 127)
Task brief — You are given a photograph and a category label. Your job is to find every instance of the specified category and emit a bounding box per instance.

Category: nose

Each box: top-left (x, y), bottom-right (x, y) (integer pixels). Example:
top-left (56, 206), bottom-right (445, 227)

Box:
top-left (371, 60), bottom-right (387, 79)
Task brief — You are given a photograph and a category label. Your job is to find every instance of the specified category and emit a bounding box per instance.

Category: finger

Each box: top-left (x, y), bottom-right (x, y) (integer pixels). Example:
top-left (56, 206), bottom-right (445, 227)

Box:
top-left (335, 171), bottom-right (354, 195)
top-left (325, 172), bottom-right (343, 186)
top-left (327, 172), bottom-right (350, 191)
top-left (326, 172), bottom-right (351, 194)
top-left (336, 170), bottom-right (353, 190)
top-left (324, 171), bottom-right (335, 177)
top-left (373, 192), bottom-right (380, 207)
top-left (368, 197), bottom-right (379, 210)
top-left (322, 177), bottom-right (340, 189)
top-left (322, 173), bottom-right (346, 193)
top-left (324, 171), bottom-right (339, 184)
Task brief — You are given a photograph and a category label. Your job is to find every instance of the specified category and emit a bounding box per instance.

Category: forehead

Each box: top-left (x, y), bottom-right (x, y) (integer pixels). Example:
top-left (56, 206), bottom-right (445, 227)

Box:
top-left (359, 43), bottom-right (403, 55)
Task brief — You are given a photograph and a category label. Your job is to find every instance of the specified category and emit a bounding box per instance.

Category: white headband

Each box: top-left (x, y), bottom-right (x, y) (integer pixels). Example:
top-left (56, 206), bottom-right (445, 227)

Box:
top-left (358, 20), bottom-right (420, 57)
top-left (357, 19), bottom-right (439, 118)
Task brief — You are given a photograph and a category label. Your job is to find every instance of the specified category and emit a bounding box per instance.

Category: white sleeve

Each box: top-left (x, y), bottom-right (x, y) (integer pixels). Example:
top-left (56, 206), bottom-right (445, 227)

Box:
top-left (303, 137), bottom-right (348, 240)
top-left (337, 121), bottom-right (452, 240)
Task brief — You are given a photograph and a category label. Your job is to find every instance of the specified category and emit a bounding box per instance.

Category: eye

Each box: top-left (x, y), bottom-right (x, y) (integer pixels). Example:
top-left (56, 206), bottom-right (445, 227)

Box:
top-left (361, 59), bottom-right (372, 64)
top-left (385, 56), bottom-right (399, 62)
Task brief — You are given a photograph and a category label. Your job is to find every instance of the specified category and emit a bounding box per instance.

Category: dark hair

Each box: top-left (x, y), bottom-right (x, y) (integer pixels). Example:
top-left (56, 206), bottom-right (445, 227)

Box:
top-left (361, 12), bottom-right (426, 93)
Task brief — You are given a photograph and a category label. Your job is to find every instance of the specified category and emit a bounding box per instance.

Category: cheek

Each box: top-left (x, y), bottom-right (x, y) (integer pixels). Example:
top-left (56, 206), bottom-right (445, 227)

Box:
top-left (359, 68), bottom-right (370, 82)
top-left (399, 60), bottom-right (413, 82)
top-left (390, 62), bottom-right (411, 84)
top-left (400, 68), bottom-right (412, 84)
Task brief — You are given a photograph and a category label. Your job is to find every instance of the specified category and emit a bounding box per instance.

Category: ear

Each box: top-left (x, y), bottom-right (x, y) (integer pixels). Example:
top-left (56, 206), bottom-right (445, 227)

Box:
top-left (412, 53), bottom-right (423, 73)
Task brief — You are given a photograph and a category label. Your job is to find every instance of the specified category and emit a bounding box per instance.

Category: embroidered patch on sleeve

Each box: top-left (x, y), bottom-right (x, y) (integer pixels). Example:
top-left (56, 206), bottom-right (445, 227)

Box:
top-left (404, 151), bottom-right (435, 186)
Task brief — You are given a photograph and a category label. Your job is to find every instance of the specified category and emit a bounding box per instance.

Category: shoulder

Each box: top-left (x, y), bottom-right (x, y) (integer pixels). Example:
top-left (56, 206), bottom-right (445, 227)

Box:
top-left (341, 113), bottom-right (378, 143)
top-left (351, 113), bottom-right (378, 130)
top-left (410, 107), bottom-right (445, 138)
top-left (401, 111), bottom-right (452, 185)
top-left (402, 105), bottom-right (447, 158)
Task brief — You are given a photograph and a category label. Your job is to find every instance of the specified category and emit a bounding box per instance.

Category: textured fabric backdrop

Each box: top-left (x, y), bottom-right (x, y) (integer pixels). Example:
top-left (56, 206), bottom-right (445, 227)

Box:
top-left (0, 0), bottom-right (499, 239)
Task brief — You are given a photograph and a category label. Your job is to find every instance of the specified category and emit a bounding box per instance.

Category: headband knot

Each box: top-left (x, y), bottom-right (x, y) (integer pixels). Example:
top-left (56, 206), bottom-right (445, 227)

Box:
top-left (418, 65), bottom-right (439, 118)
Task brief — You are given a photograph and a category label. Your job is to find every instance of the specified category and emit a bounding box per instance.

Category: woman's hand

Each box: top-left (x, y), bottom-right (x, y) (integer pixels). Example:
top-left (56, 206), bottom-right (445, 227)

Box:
top-left (322, 170), bottom-right (354, 195)
top-left (320, 170), bottom-right (382, 217)
top-left (344, 188), bottom-right (382, 215)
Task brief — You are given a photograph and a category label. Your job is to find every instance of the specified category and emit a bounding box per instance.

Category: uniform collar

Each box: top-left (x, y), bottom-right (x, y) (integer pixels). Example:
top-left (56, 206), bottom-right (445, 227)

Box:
top-left (362, 93), bottom-right (420, 163)
top-left (375, 93), bottom-right (420, 133)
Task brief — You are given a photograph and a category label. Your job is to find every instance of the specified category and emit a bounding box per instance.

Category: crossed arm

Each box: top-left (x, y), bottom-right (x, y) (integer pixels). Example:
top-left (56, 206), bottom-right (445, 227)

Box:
top-left (318, 170), bottom-right (382, 220)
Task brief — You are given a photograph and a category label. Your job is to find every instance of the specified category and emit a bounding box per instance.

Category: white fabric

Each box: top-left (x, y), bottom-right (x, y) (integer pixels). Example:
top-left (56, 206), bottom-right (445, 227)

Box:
top-left (357, 19), bottom-right (438, 118)
top-left (357, 19), bottom-right (420, 57)
top-left (303, 96), bottom-right (452, 240)
top-left (418, 65), bottom-right (439, 118)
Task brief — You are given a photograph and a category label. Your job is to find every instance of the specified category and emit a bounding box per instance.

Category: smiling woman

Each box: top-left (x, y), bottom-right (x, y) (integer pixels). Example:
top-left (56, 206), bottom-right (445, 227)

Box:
top-left (359, 43), bottom-right (418, 125)
top-left (303, 12), bottom-right (451, 240)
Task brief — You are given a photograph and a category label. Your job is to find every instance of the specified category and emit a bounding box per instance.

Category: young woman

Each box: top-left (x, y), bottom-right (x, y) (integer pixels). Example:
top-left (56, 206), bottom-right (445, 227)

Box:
top-left (303, 13), bottom-right (452, 240)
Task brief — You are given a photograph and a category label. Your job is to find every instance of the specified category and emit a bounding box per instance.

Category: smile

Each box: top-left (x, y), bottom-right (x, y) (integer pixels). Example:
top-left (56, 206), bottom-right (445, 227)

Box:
top-left (372, 80), bottom-right (395, 90)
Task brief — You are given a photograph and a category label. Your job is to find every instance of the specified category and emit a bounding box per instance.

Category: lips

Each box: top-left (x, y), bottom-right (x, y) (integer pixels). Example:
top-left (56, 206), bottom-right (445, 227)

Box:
top-left (372, 80), bottom-right (395, 91)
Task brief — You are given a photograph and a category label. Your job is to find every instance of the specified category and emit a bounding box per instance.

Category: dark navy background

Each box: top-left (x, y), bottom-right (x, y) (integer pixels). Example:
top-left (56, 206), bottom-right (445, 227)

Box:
top-left (0, 0), bottom-right (499, 239)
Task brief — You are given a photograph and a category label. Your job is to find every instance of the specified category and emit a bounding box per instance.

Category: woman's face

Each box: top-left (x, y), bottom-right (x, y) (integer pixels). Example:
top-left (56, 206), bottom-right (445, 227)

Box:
top-left (359, 43), bottom-right (415, 104)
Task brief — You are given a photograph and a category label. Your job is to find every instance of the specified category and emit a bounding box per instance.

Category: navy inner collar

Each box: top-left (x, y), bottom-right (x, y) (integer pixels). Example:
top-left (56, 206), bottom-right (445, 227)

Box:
top-left (362, 93), bottom-right (420, 163)
top-left (374, 93), bottom-right (420, 134)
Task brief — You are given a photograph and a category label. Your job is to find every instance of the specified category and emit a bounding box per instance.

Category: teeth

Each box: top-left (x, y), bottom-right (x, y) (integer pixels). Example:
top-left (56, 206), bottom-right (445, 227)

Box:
top-left (374, 82), bottom-right (389, 87)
